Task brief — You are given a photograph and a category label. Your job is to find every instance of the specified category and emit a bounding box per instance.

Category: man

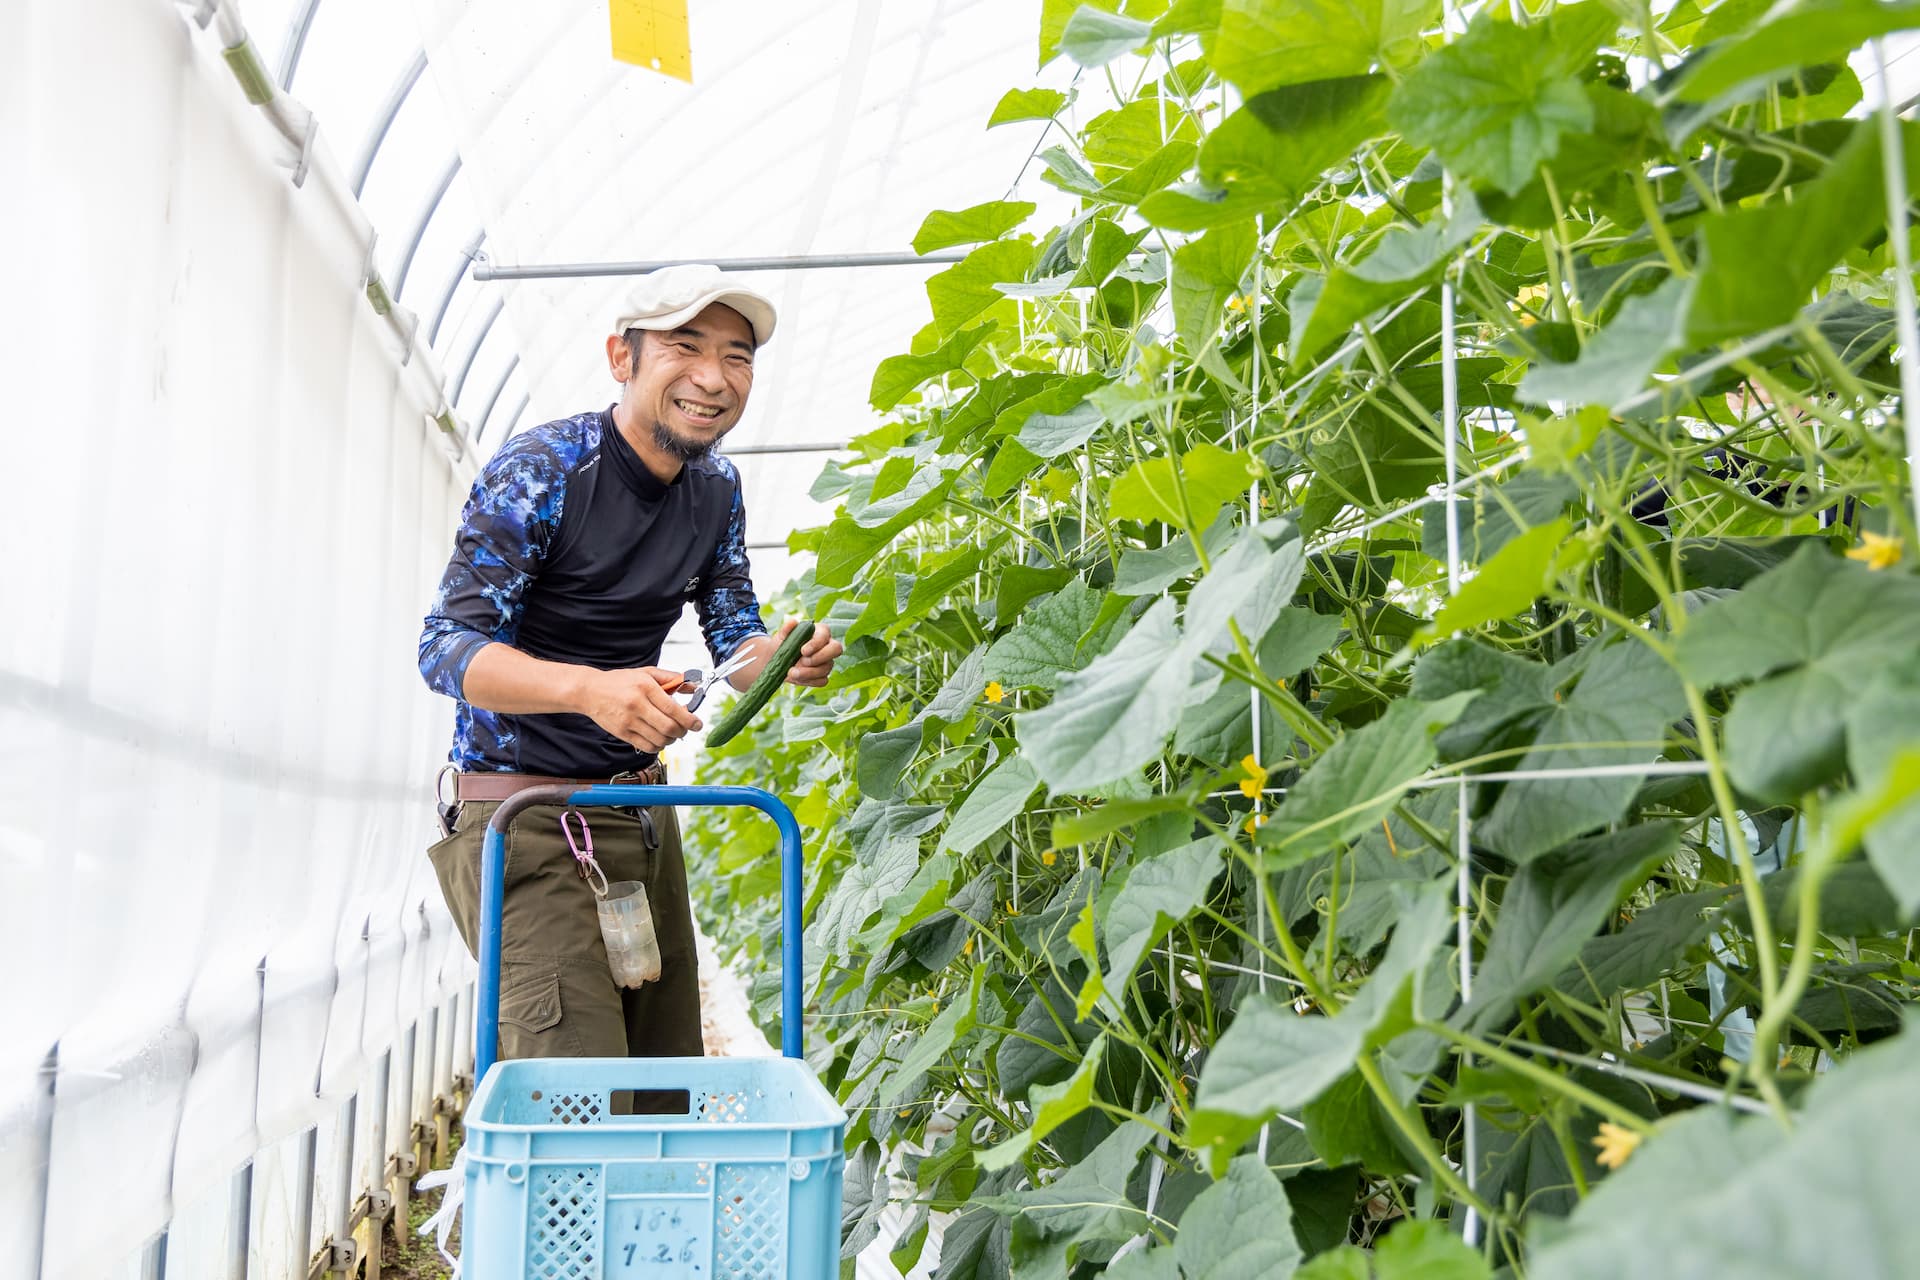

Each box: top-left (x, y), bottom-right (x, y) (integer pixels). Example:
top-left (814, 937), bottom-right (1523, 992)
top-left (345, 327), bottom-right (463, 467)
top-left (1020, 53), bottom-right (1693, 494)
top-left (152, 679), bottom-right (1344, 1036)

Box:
top-left (418, 264), bottom-right (841, 1061)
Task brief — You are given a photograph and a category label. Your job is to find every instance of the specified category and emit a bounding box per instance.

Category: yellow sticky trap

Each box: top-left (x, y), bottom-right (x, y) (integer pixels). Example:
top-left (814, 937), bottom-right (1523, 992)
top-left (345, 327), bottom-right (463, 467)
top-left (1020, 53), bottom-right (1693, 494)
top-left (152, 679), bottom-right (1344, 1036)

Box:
top-left (609, 0), bottom-right (692, 81)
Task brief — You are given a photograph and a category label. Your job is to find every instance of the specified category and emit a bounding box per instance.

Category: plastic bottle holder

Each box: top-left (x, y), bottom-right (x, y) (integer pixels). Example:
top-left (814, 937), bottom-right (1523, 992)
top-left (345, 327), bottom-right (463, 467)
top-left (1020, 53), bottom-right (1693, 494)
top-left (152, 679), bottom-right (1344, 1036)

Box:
top-left (462, 1057), bottom-right (847, 1279)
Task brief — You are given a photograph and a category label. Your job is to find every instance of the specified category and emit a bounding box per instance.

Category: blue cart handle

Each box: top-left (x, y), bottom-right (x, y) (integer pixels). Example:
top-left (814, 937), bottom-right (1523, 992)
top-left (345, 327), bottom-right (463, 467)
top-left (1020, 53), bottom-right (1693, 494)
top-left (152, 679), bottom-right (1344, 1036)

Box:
top-left (474, 784), bottom-right (806, 1080)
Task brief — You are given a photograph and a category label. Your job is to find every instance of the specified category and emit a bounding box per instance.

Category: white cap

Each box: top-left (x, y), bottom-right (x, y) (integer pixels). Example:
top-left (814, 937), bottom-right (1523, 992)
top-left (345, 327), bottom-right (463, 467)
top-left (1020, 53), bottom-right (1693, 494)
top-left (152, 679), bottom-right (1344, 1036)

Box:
top-left (610, 264), bottom-right (777, 346)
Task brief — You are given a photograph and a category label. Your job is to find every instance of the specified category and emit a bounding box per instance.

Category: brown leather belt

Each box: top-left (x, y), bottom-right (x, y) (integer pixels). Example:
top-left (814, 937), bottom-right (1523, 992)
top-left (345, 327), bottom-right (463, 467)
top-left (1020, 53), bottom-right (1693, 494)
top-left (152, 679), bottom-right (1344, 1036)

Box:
top-left (455, 763), bottom-right (666, 803)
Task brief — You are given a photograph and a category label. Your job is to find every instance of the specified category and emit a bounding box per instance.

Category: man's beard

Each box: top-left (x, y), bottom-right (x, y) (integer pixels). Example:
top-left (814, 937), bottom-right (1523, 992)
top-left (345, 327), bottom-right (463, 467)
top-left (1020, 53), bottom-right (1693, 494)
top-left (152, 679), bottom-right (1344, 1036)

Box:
top-left (651, 417), bottom-right (728, 462)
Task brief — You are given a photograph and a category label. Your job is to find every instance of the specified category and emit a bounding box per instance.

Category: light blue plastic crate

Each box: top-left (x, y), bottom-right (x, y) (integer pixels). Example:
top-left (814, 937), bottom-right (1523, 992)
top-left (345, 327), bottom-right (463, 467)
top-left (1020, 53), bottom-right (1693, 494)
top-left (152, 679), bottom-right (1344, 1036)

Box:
top-left (462, 1056), bottom-right (847, 1279)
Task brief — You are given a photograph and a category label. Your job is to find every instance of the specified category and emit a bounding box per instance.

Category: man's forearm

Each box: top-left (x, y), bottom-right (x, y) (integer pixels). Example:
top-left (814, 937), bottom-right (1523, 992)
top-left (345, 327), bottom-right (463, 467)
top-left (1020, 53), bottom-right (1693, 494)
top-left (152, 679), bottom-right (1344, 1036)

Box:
top-left (725, 632), bottom-right (779, 690)
top-left (460, 641), bottom-right (594, 715)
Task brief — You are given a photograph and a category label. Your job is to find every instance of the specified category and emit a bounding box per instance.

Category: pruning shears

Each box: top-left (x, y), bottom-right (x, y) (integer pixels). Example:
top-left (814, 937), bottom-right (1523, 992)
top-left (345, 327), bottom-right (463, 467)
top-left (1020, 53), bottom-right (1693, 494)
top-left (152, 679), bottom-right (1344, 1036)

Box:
top-left (676, 647), bottom-right (756, 713)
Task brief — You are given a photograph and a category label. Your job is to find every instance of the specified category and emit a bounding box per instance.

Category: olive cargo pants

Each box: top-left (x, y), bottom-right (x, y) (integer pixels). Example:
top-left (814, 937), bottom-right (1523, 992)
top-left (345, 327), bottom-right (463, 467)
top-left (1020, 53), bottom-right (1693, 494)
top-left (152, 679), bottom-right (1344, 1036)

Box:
top-left (428, 800), bottom-right (703, 1061)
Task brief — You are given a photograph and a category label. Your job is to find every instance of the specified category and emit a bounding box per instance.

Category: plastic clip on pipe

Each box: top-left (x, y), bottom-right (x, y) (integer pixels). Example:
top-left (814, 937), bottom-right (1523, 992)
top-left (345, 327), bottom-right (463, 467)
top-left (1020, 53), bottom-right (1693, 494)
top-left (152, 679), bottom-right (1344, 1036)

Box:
top-left (474, 784), bottom-right (807, 1080)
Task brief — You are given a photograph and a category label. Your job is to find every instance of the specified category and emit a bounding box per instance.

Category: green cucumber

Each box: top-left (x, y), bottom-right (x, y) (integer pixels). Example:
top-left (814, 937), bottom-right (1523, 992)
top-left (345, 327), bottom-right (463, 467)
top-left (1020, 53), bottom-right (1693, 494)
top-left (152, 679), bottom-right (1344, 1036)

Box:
top-left (703, 621), bottom-right (815, 748)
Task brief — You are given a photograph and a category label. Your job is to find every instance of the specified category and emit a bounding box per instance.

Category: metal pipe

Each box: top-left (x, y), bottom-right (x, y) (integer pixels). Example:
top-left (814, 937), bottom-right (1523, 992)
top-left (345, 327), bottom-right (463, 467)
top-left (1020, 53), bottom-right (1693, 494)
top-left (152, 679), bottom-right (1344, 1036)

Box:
top-left (448, 296), bottom-right (506, 406)
top-left (366, 1053), bottom-right (391, 1279)
top-left (24, 1042), bottom-right (54, 1278)
top-left (186, 0), bottom-right (464, 468)
top-left (1873, 39), bottom-right (1920, 544)
top-left (349, 49), bottom-right (428, 197)
top-left (203, 2), bottom-right (317, 182)
top-left (471, 248), bottom-right (969, 281)
top-left (427, 230), bottom-right (485, 347)
top-left (453, 988), bottom-right (474, 1086)
top-left (501, 390), bottom-right (533, 442)
top-left (473, 355), bottom-right (521, 446)
top-left (291, 1126), bottom-right (318, 1277)
top-left (138, 1232), bottom-right (167, 1280)
top-left (225, 1162), bottom-right (254, 1280)
top-left (327, 1097), bottom-right (356, 1265)
top-left (274, 0), bottom-right (323, 92)
top-left (724, 440), bottom-right (849, 456)
top-left (391, 153), bottom-right (462, 301)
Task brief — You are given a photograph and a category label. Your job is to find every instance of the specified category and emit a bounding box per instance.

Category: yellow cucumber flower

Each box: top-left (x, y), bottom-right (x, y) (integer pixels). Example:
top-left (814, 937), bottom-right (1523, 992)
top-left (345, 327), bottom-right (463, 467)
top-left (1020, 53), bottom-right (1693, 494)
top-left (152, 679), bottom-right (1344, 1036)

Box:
top-left (1593, 1121), bottom-right (1642, 1170)
top-left (1844, 530), bottom-right (1902, 571)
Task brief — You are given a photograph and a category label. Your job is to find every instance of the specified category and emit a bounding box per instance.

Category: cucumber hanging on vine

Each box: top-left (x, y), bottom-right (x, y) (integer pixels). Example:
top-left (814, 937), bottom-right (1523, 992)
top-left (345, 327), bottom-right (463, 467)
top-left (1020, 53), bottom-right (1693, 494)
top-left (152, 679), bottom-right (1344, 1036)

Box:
top-left (703, 622), bottom-right (815, 748)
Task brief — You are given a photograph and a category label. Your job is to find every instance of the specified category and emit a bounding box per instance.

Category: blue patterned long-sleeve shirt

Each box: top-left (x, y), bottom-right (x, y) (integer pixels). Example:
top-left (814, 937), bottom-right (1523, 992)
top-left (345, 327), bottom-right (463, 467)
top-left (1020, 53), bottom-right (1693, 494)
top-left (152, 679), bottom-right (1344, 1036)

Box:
top-left (419, 408), bottom-right (767, 775)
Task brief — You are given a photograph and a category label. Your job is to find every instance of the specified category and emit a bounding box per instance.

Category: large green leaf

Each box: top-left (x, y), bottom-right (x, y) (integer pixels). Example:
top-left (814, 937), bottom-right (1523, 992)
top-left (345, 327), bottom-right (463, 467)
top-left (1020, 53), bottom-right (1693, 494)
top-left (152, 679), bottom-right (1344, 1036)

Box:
top-left (988, 86), bottom-right (1068, 128)
top-left (913, 201), bottom-right (1039, 255)
top-left (1085, 98), bottom-right (1201, 175)
top-left (1045, 139), bottom-right (1198, 206)
top-left (1674, 544), bottom-right (1920, 802)
top-left (1686, 122), bottom-right (1917, 345)
top-left (942, 753), bottom-right (1044, 854)
top-left (1000, 1111), bottom-right (1159, 1248)
top-left (1102, 836), bottom-right (1225, 990)
top-left (1016, 597), bottom-right (1191, 791)
top-left (1109, 442), bottom-right (1256, 529)
top-left (1181, 521), bottom-right (1306, 657)
top-left (875, 966), bottom-right (984, 1110)
top-left (1417, 517), bottom-right (1575, 642)
top-left (852, 852), bottom-right (958, 960)
top-left (1846, 661), bottom-right (1920, 914)
top-left (1017, 400), bottom-right (1105, 457)
top-left (927, 239), bottom-right (1037, 338)
top-left (1672, 0), bottom-right (1920, 103)
top-left (1422, 471), bottom-right (1578, 564)
top-left (1469, 639), bottom-right (1687, 862)
top-left (978, 1033), bottom-right (1109, 1170)
top-left (1388, 4), bottom-right (1616, 195)
top-left (1379, 1222), bottom-right (1493, 1279)
top-left (1299, 1223), bottom-right (1490, 1279)
top-left (1289, 193), bottom-right (1480, 364)
top-left (995, 564), bottom-right (1075, 624)
top-left (1528, 1027), bottom-right (1920, 1279)
top-left (1060, 5), bottom-right (1153, 66)
top-left (987, 578), bottom-right (1130, 692)
top-left (819, 800), bottom-right (945, 955)
top-left (1172, 1156), bottom-right (1304, 1279)
top-left (1556, 889), bottom-right (1721, 1002)
top-left (870, 323), bottom-right (1000, 412)
top-left (1141, 77), bottom-right (1392, 230)
top-left (1193, 885), bottom-right (1451, 1153)
top-left (1302, 1069), bottom-right (1410, 1174)
top-left (816, 486), bottom-right (952, 587)
top-left (1087, 380), bottom-right (1191, 430)
top-left (1206, 0), bottom-right (1439, 93)
top-left (1257, 693), bottom-right (1477, 869)
top-left (1517, 275), bottom-right (1690, 409)
top-left (1175, 607), bottom-right (1341, 765)
top-left (1466, 824), bottom-right (1681, 1027)
top-left (1170, 222), bottom-right (1257, 352)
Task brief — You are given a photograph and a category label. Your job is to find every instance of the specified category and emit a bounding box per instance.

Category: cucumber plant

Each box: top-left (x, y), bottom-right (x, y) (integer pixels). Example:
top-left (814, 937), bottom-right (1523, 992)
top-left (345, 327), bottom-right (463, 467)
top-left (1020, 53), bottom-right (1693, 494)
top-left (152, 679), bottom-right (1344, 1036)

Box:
top-left (694, 1), bottom-right (1920, 1275)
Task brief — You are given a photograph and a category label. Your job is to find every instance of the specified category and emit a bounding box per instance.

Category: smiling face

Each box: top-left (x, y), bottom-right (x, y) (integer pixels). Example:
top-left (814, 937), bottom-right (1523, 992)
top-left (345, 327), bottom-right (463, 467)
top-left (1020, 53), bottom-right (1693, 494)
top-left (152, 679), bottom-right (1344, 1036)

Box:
top-left (608, 301), bottom-right (756, 463)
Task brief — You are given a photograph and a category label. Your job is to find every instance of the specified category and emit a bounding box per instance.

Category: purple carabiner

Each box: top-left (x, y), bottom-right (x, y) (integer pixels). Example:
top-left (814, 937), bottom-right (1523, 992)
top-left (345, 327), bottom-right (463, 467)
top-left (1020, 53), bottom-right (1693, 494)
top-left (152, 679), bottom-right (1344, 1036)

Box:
top-left (561, 809), bottom-right (594, 876)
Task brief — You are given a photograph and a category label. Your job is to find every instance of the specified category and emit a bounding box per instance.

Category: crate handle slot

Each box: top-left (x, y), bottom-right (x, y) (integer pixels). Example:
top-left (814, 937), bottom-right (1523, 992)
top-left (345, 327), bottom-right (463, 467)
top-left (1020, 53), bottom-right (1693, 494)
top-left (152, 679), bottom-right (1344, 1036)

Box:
top-left (610, 1087), bottom-right (692, 1116)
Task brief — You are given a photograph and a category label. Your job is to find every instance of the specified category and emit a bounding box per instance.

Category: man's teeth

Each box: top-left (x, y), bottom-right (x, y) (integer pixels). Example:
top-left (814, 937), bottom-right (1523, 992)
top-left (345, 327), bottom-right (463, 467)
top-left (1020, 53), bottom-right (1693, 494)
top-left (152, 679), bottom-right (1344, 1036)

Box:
top-left (675, 399), bottom-right (722, 421)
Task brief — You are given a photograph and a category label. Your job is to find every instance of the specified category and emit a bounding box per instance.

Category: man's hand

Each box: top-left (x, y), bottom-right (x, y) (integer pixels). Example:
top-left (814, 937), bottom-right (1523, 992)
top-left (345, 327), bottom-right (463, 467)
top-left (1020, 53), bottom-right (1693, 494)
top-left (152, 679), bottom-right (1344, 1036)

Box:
top-left (775, 617), bottom-right (842, 687)
top-left (577, 666), bottom-right (702, 753)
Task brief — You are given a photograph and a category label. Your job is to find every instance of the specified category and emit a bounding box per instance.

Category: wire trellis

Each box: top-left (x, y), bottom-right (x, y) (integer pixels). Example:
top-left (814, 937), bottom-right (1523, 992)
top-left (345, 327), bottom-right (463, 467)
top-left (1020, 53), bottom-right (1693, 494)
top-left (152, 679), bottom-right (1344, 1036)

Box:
top-left (896, 7), bottom-right (1920, 1251)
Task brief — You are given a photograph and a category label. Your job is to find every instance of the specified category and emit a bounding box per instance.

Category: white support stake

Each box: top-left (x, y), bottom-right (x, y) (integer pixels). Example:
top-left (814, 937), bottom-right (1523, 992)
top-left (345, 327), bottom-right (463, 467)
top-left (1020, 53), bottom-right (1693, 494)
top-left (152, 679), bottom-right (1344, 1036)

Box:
top-left (1872, 39), bottom-right (1920, 541)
